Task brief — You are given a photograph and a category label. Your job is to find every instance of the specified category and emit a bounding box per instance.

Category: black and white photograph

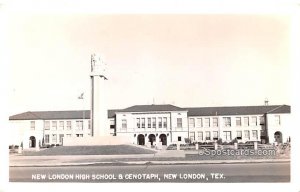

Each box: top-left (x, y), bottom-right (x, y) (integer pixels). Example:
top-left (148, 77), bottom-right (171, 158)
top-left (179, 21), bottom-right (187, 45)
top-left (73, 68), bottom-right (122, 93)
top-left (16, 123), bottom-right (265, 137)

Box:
top-left (1, 0), bottom-right (300, 192)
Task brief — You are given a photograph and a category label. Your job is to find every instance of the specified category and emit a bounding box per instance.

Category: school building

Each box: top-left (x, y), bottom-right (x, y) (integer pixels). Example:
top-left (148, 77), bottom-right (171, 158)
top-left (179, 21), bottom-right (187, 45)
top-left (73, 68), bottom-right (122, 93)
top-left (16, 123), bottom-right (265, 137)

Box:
top-left (9, 104), bottom-right (291, 149)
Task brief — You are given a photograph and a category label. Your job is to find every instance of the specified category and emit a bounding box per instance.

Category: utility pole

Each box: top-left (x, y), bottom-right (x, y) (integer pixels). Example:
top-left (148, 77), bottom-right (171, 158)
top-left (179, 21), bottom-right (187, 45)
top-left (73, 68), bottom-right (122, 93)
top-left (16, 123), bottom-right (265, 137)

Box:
top-left (78, 93), bottom-right (84, 131)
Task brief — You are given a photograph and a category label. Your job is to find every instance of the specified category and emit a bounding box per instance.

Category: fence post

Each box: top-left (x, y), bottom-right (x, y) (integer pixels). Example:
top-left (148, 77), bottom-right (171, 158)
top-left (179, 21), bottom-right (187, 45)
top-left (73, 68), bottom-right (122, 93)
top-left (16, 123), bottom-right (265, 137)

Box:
top-left (254, 141), bottom-right (258, 150)
top-left (234, 142), bottom-right (238, 150)
top-left (177, 142), bottom-right (180, 150)
top-left (18, 146), bottom-right (22, 154)
top-left (214, 142), bottom-right (218, 150)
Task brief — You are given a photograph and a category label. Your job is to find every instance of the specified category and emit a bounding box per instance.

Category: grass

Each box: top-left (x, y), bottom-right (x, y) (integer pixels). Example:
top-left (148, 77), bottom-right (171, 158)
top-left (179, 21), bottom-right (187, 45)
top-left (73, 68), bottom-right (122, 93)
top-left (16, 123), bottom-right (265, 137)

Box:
top-left (22, 145), bottom-right (156, 156)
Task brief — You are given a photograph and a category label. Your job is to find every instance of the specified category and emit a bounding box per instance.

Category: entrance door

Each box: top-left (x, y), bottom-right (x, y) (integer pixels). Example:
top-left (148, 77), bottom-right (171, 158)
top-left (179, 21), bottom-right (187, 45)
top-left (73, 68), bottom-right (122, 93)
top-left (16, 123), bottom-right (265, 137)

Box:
top-left (137, 134), bottom-right (145, 145)
top-left (159, 134), bottom-right (167, 145)
top-left (29, 136), bottom-right (36, 148)
top-left (148, 134), bottom-right (156, 146)
top-left (274, 131), bottom-right (283, 143)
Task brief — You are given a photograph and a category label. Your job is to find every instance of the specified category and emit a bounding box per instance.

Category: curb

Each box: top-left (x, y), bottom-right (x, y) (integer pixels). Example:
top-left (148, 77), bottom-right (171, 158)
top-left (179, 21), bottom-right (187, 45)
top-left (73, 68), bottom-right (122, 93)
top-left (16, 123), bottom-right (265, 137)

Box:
top-left (10, 159), bottom-right (290, 167)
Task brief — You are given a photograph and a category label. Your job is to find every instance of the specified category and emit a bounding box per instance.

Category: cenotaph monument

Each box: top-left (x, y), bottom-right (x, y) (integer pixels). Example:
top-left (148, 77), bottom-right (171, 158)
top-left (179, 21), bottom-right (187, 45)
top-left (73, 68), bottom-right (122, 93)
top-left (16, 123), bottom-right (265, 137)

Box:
top-left (90, 53), bottom-right (109, 136)
top-left (63, 54), bottom-right (130, 146)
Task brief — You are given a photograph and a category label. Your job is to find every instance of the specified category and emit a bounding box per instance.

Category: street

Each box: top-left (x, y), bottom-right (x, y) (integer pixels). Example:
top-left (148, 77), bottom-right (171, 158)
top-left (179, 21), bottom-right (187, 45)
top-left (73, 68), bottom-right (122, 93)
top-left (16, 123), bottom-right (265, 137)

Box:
top-left (9, 162), bottom-right (290, 182)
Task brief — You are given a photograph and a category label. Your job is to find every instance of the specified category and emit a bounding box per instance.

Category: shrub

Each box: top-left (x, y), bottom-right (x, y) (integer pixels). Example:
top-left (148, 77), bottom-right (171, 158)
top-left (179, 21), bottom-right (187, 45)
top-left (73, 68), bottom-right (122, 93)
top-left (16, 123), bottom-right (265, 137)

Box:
top-left (217, 138), bottom-right (223, 145)
top-left (228, 138), bottom-right (238, 145)
top-left (184, 138), bottom-right (191, 144)
top-left (9, 145), bottom-right (19, 149)
top-left (166, 144), bottom-right (177, 150)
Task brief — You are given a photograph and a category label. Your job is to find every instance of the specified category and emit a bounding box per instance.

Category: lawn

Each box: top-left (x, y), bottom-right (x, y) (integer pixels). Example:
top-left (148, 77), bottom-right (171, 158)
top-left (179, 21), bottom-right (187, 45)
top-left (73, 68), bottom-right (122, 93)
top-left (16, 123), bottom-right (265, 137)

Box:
top-left (22, 145), bottom-right (156, 156)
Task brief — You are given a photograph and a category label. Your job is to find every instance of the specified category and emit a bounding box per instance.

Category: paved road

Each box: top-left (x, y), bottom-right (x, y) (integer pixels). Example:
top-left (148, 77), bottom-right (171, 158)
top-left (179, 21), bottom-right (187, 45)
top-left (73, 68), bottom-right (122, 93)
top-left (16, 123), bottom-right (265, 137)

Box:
top-left (9, 162), bottom-right (289, 183)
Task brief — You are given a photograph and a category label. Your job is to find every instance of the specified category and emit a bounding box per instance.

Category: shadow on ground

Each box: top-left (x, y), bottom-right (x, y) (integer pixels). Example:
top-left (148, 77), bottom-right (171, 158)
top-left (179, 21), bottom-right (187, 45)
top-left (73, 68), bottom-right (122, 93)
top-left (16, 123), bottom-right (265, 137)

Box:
top-left (22, 145), bottom-right (156, 156)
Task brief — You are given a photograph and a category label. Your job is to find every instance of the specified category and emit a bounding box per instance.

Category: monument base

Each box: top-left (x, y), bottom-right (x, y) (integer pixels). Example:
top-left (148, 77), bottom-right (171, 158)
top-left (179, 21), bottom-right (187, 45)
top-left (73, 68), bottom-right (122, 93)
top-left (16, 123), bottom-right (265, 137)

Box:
top-left (63, 136), bottom-right (132, 146)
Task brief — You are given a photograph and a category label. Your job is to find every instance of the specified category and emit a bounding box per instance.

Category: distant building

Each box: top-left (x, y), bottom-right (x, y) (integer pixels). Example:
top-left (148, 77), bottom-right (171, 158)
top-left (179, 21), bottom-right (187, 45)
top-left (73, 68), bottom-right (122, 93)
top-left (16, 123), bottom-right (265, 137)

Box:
top-left (9, 104), bottom-right (291, 149)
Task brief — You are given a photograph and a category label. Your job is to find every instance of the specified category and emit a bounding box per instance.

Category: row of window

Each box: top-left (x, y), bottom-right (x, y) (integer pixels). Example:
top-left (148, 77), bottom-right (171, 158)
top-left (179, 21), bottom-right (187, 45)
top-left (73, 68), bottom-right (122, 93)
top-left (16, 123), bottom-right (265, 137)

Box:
top-left (136, 117), bottom-right (168, 129)
top-left (189, 130), bottom-right (259, 141)
top-left (30, 115), bottom-right (281, 131)
top-left (121, 118), bottom-right (183, 129)
top-left (30, 120), bottom-right (90, 131)
top-left (44, 133), bottom-right (85, 143)
top-left (188, 116), bottom-right (281, 128)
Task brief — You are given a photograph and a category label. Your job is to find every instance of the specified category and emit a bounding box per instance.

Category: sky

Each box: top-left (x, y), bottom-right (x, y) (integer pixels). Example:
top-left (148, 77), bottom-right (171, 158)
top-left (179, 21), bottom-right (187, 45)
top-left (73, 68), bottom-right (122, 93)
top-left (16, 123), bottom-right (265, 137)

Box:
top-left (7, 14), bottom-right (292, 115)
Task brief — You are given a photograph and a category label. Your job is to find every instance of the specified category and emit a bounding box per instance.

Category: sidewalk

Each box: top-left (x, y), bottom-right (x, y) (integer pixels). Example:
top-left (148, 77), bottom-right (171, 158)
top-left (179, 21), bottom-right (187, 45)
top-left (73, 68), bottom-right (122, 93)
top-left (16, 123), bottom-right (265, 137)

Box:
top-left (9, 150), bottom-right (289, 167)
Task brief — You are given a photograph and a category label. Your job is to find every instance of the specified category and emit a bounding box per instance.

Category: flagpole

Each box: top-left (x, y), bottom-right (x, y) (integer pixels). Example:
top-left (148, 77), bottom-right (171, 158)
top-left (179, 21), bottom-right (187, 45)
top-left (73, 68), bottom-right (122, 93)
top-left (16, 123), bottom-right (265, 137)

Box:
top-left (82, 94), bottom-right (84, 131)
top-left (78, 93), bottom-right (84, 131)
top-left (83, 97), bottom-right (85, 131)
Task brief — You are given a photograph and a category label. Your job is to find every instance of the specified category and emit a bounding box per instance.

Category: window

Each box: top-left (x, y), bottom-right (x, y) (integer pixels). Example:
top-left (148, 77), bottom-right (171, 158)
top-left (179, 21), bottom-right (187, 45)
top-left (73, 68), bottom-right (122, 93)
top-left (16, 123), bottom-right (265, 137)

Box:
top-left (260, 116), bottom-right (265, 125)
top-left (59, 134), bottom-right (64, 143)
top-left (177, 118), bottom-right (182, 128)
top-left (189, 118), bottom-right (195, 128)
top-left (251, 116), bottom-right (257, 126)
top-left (198, 131), bottom-right (203, 141)
top-left (190, 132), bottom-right (195, 141)
top-left (44, 121), bottom-right (50, 130)
top-left (45, 134), bottom-right (49, 143)
top-left (223, 117), bottom-right (231, 127)
top-left (252, 130), bottom-right (258, 140)
top-left (178, 136), bottom-right (182, 141)
top-left (236, 131), bottom-right (242, 140)
top-left (213, 118), bottom-right (218, 127)
top-left (244, 117), bottom-right (249, 126)
top-left (152, 118), bottom-right (156, 128)
top-left (136, 118), bottom-right (140, 128)
top-left (204, 118), bottom-right (210, 127)
top-left (223, 131), bottom-right (232, 141)
top-left (30, 121), bottom-right (35, 130)
top-left (76, 134), bottom-right (83, 137)
top-left (205, 131), bottom-right (211, 140)
top-left (196, 118), bottom-right (202, 127)
top-left (163, 117), bottom-right (167, 128)
top-left (147, 118), bottom-right (151, 128)
top-left (275, 115), bottom-right (281, 125)
top-left (245, 130), bottom-right (250, 140)
top-left (66, 121), bottom-right (71, 130)
top-left (213, 131), bottom-right (218, 140)
top-left (110, 119), bottom-right (115, 129)
top-left (141, 118), bottom-right (145, 128)
top-left (52, 134), bottom-right (57, 143)
top-left (122, 119), bottom-right (127, 129)
top-left (158, 117), bottom-right (162, 128)
top-left (236, 117), bottom-right (241, 126)
top-left (76, 121), bottom-right (83, 130)
top-left (52, 121), bottom-right (57, 130)
top-left (59, 121), bottom-right (64, 130)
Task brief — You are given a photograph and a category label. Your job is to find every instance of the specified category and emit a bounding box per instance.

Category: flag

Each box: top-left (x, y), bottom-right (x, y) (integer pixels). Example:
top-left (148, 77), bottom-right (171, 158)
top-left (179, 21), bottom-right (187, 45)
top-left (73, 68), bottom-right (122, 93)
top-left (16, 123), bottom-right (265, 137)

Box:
top-left (78, 93), bottom-right (84, 99)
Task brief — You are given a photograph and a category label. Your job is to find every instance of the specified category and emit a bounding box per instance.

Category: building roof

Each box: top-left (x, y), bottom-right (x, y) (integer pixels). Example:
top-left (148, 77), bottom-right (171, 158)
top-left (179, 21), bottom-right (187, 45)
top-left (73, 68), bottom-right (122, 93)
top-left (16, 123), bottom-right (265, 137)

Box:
top-left (9, 110), bottom-right (119, 120)
top-left (119, 104), bottom-right (187, 113)
top-left (9, 105), bottom-right (290, 120)
top-left (186, 105), bottom-right (290, 117)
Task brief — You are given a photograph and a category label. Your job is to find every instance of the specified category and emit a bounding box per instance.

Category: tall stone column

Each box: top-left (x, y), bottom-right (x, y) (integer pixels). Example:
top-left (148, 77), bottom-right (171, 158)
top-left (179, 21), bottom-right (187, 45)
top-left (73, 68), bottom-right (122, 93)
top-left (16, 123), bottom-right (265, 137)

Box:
top-left (90, 54), bottom-right (109, 137)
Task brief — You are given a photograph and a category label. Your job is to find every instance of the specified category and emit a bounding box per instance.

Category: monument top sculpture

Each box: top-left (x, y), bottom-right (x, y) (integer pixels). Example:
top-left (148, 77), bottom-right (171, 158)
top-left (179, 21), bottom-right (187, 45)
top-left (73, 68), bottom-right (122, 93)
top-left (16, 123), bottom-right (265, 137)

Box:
top-left (90, 53), bottom-right (108, 80)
